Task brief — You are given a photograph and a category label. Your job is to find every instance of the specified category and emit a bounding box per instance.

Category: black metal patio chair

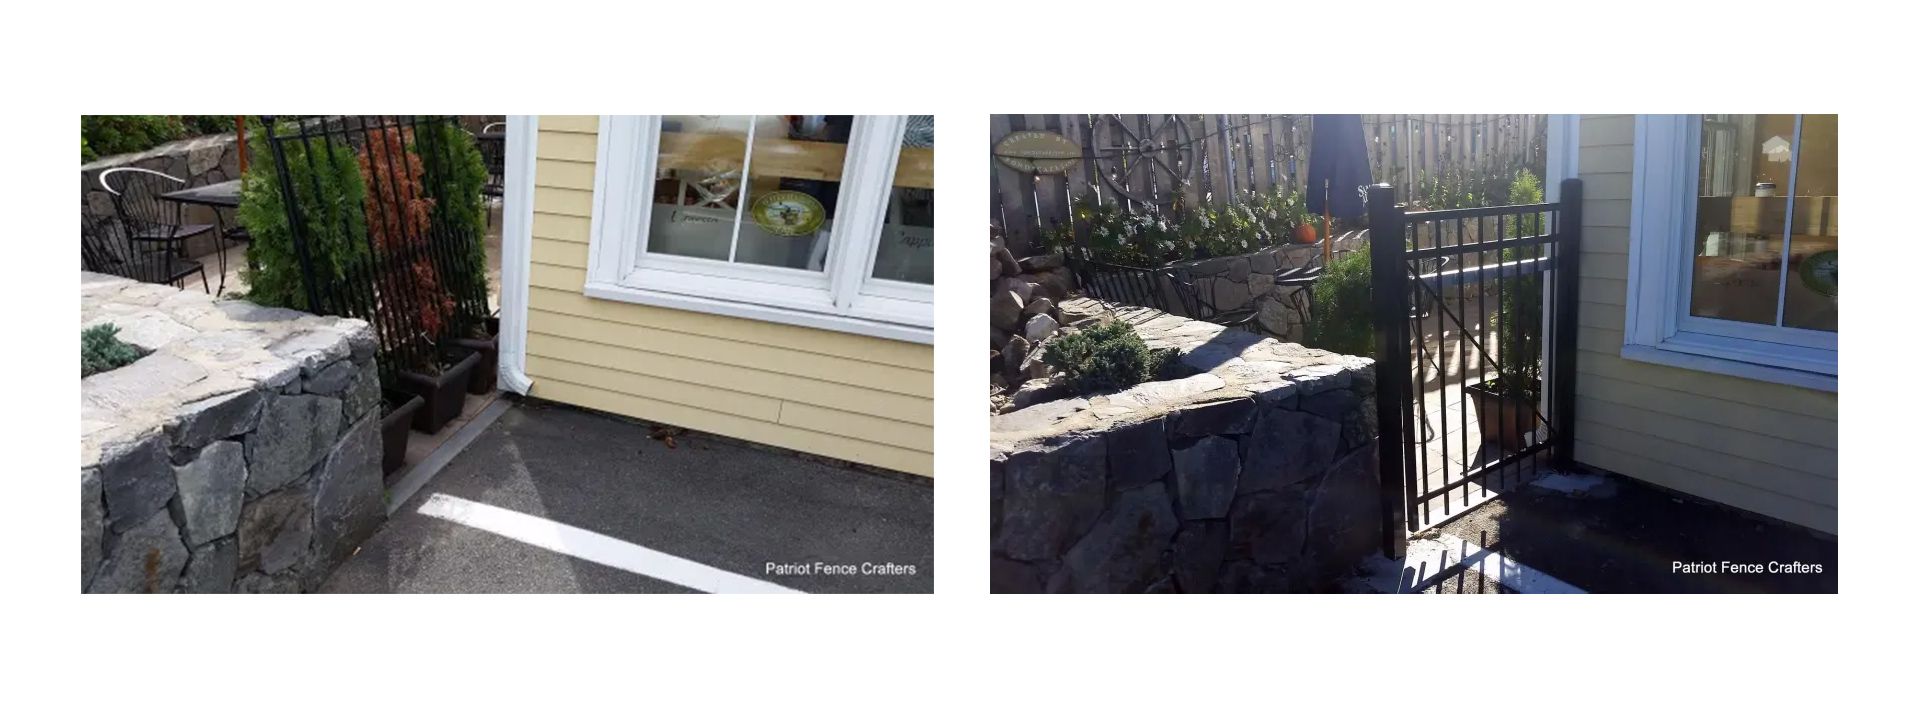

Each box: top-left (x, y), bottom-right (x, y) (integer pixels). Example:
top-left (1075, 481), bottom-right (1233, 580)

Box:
top-left (99, 167), bottom-right (218, 259)
top-left (478, 122), bottom-right (507, 227)
top-left (81, 204), bottom-right (208, 291)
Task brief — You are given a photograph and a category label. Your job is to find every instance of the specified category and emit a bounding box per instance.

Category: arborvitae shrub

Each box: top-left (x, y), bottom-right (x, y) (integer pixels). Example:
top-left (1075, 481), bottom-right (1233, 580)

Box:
top-left (1306, 249), bottom-right (1374, 358)
top-left (1492, 169), bottom-right (1546, 401)
top-left (1041, 320), bottom-right (1174, 394)
top-left (237, 118), bottom-right (370, 311)
top-left (413, 120), bottom-right (491, 334)
top-left (81, 324), bottom-right (143, 377)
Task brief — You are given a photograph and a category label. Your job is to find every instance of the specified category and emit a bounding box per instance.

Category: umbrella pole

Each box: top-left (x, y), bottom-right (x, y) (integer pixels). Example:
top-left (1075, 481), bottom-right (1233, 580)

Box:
top-left (1322, 179), bottom-right (1333, 265)
top-left (235, 116), bottom-right (247, 174)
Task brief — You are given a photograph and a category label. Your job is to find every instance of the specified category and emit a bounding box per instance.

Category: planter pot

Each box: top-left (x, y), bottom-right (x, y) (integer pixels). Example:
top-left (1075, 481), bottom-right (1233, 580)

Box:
top-left (395, 348), bottom-right (481, 434)
top-left (449, 316), bottom-right (501, 395)
top-left (380, 391), bottom-right (424, 476)
top-left (449, 339), bottom-right (497, 395)
top-left (1463, 379), bottom-right (1538, 455)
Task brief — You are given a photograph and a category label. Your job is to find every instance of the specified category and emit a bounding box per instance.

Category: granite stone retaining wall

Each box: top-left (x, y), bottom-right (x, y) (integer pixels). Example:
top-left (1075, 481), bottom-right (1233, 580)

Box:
top-left (1161, 234), bottom-right (1369, 343)
top-left (81, 272), bottom-right (385, 593)
top-left (990, 305), bottom-right (1380, 593)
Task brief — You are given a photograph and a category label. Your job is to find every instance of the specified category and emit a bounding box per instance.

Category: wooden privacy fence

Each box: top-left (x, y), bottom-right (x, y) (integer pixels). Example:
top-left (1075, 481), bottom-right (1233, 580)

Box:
top-left (990, 114), bottom-right (1546, 257)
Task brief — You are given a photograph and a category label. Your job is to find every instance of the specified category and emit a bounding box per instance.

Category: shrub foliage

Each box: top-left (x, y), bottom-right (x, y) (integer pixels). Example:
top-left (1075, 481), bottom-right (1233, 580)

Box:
top-left (413, 120), bottom-right (492, 334)
top-left (359, 125), bottom-right (454, 342)
top-left (1491, 169), bottom-right (1546, 401)
top-left (81, 115), bottom-right (231, 162)
top-left (1041, 188), bottom-right (1316, 267)
top-left (81, 324), bottom-right (143, 377)
top-left (1305, 246), bottom-right (1374, 358)
top-left (237, 118), bottom-right (369, 311)
top-left (1040, 321), bottom-right (1174, 394)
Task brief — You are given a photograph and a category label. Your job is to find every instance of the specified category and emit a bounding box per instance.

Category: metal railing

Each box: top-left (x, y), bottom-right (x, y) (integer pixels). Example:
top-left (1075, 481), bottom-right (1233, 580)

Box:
top-left (259, 115), bottom-right (491, 381)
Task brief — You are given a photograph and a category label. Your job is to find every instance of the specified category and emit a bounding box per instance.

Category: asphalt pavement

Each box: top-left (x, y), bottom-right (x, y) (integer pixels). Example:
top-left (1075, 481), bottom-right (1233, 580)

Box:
top-left (322, 399), bottom-right (934, 593)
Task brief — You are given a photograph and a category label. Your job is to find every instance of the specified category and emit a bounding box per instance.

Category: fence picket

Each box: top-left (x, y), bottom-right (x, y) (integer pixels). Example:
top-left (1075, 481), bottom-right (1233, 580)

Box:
top-left (991, 114), bottom-right (1547, 256)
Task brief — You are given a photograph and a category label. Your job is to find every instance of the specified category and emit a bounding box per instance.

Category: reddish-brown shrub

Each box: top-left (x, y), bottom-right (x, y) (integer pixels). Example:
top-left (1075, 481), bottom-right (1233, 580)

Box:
top-left (358, 126), bottom-right (454, 344)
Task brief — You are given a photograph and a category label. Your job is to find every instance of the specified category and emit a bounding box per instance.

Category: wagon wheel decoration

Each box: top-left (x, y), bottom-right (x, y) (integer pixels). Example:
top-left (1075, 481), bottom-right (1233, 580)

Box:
top-left (1089, 114), bottom-right (1196, 207)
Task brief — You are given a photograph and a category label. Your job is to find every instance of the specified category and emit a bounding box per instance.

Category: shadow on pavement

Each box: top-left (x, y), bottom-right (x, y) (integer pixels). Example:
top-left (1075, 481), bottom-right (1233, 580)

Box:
top-left (1429, 472), bottom-right (1836, 593)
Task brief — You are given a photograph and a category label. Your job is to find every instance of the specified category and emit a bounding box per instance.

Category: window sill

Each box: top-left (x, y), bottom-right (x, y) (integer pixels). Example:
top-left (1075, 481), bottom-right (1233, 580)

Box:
top-left (582, 280), bottom-right (933, 345)
top-left (1619, 343), bottom-right (1836, 393)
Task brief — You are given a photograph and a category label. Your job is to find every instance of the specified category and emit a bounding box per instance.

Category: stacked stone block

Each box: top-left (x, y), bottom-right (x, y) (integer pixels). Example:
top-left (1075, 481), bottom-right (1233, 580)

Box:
top-left (990, 308), bottom-right (1380, 593)
top-left (81, 272), bottom-right (385, 593)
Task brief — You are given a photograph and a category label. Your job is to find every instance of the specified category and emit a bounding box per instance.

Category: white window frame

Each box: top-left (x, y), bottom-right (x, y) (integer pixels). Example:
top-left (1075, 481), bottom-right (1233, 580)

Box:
top-left (584, 115), bottom-right (933, 344)
top-left (1624, 115), bottom-right (1836, 392)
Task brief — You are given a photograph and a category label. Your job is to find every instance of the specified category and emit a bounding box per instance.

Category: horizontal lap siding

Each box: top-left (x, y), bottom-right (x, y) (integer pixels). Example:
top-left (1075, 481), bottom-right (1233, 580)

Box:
top-left (521, 116), bottom-right (934, 476)
top-left (1573, 115), bottom-right (1836, 533)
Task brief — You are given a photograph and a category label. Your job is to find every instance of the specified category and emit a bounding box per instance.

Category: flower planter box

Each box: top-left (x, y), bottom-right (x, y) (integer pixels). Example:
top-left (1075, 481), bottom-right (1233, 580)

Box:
top-left (380, 391), bottom-right (425, 476)
top-left (394, 348), bottom-right (480, 434)
top-left (448, 317), bottom-right (499, 395)
top-left (1463, 379), bottom-right (1538, 455)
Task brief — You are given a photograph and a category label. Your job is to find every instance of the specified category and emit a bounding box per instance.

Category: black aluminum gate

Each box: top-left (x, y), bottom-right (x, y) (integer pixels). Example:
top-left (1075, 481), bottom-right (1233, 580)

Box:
top-left (1368, 180), bottom-right (1583, 553)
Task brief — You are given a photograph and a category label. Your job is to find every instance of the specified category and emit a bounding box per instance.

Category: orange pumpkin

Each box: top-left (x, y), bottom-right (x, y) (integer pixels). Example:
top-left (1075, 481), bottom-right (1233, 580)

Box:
top-left (1294, 222), bottom-right (1319, 244)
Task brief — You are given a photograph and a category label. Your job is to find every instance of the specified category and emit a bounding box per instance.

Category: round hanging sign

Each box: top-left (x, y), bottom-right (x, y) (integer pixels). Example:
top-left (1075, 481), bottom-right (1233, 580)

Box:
top-left (750, 190), bottom-right (827, 237)
top-left (994, 130), bottom-right (1082, 174)
top-left (1799, 250), bottom-right (1838, 297)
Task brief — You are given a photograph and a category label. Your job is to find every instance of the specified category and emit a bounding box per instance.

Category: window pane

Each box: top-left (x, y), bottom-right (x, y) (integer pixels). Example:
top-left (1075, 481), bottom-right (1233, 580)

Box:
top-left (648, 115), bottom-right (752, 261)
top-left (1688, 114), bottom-right (1794, 325)
top-left (1781, 115), bottom-right (1837, 332)
top-left (871, 116), bottom-right (935, 285)
top-left (733, 115), bottom-right (852, 271)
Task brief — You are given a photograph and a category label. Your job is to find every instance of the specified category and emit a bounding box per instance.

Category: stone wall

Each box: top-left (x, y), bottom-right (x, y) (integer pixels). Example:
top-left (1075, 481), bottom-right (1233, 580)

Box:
top-left (990, 306), bottom-right (1380, 593)
top-left (990, 230), bottom-right (1077, 408)
top-left (1161, 233), bottom-right (1369, 343)
top-left (81, 272), bottom-right (385, 593)
top-left (82, 133), bottom-right (242, 256)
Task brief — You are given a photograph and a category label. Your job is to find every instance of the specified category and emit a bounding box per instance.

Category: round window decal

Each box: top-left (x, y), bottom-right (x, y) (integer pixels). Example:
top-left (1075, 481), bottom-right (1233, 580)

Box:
top-left (750, 190), bottom-right (826, 237)
top-left (1799, 250), bottom-right (1838, 297)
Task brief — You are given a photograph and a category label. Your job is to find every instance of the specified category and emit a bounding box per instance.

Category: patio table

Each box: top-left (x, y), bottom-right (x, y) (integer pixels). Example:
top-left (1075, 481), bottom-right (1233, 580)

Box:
top-left (157, 179), bottom-right (243, 294)
top-left (158, 179), bottom-right (241, 209)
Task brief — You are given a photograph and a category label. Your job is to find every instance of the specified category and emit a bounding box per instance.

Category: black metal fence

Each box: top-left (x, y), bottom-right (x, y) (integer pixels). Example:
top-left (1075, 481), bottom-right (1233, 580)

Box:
top-left (1368, 180), bottom-right (1583, 552)
top-left (1068, 251), bottom-right (1318, 334)
top-left (259, 115), bottom-right (491, 381)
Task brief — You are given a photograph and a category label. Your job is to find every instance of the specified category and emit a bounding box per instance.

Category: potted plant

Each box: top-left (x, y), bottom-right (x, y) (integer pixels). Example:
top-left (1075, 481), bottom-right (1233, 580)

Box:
top-left (448, 315), bottom-right (499, 394)
top-left (415, 120), bottom-right (497, 394)
top-left (1464, 170), bottom-right (1546, 454)
top-left (361, 125), bottom-right (470, 432)
top-left (379, 390), bottom-right (425, 476)
top-left (396, 347), bottom-right (480, 432)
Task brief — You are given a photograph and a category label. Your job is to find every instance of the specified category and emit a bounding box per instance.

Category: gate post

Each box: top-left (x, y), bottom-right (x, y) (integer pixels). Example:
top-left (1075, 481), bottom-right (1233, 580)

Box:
top-left (1552, 178), bottom-right (1584, 470)
top-left (1366, 184), bottom-right (1409, 557)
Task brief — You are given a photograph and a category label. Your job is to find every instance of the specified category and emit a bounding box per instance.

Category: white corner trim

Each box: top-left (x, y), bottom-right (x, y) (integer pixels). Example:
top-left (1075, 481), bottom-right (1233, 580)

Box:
top-left (497, 115), bottom-right (539, 395)
top-left (1545, 114), bottom-right (1579, 203)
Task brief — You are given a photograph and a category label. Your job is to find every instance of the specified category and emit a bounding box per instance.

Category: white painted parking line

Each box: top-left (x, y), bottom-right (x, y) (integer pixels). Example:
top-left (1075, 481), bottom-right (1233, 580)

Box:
top-left (1402, 533), bottom-right (1585, 594)
top-left (417, 493), bottom-right (804, 594)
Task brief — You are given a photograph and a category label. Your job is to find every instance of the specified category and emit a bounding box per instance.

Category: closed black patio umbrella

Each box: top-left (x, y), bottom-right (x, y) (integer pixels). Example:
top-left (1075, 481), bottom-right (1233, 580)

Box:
top-left (1304, 114), bottom-right (1373, 263)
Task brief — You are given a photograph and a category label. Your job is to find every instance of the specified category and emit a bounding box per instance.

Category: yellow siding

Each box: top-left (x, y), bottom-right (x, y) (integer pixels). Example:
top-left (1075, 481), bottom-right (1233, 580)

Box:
top-left (520, 116), bottom-right (934, 476)
top-left (1573, 115), bottom-right (1836, 533)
